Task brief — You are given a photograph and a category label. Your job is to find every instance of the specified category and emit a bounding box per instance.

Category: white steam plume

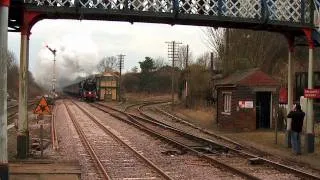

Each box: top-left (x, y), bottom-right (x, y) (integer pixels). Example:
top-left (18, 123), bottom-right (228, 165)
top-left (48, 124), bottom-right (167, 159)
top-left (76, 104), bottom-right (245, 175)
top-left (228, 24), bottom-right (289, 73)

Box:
top-left (34, 31), bottom-right (100, 91)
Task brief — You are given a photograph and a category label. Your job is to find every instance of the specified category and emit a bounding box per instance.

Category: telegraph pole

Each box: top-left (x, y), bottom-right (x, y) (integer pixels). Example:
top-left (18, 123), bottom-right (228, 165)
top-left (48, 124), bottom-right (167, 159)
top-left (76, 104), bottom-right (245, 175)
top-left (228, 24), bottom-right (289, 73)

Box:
top-left (46, 45), bottom-right (57, 98)
top-left (185, 45), bottom-right (189, 108)
top-left (0, 0), bottom-right (9, 178)
top-left (118, 54), bottom-right (125, 101)
top-left (166, 41), bottom-right (182, 110)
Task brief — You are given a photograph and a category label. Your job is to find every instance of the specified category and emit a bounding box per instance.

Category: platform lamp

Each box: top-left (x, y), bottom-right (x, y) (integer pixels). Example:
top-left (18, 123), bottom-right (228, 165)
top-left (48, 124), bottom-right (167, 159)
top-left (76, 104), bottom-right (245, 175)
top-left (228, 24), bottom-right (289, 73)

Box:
top-left (45, 45), bottom-right (57, 99)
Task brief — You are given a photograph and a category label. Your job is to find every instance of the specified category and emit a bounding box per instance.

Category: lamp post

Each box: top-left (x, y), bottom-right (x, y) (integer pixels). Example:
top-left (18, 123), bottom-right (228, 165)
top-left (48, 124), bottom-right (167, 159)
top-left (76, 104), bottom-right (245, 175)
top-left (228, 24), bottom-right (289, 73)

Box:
top-left (46, 45), bottom-right (57, 97)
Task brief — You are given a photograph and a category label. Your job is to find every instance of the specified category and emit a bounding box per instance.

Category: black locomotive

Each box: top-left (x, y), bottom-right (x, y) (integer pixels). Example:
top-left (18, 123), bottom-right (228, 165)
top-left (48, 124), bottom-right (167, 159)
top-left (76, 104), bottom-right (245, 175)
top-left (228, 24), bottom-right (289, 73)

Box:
top-left (63, 78), bottom-right (97, 102)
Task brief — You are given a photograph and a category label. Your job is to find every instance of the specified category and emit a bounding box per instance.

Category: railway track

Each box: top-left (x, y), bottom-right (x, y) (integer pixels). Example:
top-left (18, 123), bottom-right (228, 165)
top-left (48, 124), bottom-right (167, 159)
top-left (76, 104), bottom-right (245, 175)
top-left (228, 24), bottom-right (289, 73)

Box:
top-left (139, 104), bottom-right (320, 179)
top-left (63, 100), bottom-right (173, 180)
top-left (8, 102), bottom-right (36, 123)
top-left (92, 102), bottom-right (262, 179)
top-left (92, 102), bottom-right (320, 180)
top-left (73, 101), bottom-right (249, 179)
top-left (124, 101), bottom-right (170, 113)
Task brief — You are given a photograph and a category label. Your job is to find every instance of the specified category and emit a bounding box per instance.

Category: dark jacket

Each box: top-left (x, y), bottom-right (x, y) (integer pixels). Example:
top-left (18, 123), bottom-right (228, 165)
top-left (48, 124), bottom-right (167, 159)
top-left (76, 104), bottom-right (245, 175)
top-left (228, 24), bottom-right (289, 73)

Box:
top-left (287, 110), bottom-right (305, 133)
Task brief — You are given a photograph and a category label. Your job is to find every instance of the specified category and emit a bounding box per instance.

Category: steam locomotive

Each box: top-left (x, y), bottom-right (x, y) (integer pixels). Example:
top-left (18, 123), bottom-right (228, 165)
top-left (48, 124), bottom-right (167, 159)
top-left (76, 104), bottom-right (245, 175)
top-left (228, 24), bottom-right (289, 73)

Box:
top-left (63, 78), bottom-right (97, 102)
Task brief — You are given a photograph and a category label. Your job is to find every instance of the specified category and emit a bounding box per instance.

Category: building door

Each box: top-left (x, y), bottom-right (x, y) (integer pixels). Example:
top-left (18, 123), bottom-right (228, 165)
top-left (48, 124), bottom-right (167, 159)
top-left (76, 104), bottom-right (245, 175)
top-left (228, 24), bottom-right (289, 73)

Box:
top-left (256, 92), bottom-right (271, 129)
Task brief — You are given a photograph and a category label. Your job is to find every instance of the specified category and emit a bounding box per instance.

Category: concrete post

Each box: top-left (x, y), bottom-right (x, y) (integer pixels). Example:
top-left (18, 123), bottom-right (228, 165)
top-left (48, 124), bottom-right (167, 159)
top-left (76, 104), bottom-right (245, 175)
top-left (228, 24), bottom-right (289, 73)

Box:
top-left (285, 48), bottom-right (294, 148)
top-left (17, 32), bottom-right (29, 159)
top-left (0, 0), bottom-right (9, 178)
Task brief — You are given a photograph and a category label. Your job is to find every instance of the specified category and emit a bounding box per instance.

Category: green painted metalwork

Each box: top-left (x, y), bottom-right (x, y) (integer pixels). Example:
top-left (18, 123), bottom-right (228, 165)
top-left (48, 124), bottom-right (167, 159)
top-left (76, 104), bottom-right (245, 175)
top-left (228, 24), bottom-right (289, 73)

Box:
top-left (8, 0), bottom-right (317, 34)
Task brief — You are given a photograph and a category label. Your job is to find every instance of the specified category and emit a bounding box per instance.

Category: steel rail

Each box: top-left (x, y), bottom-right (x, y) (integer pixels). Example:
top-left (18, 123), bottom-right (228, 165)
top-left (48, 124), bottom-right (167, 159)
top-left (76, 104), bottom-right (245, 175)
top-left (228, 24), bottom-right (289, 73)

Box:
top-left (8, 102), bottom-right (36, 120)
top-left (124, 101), bottom-right (169, 112)
top-left (7, 105), bottom-right (18, 110)
top-left (72, 100), bottom-right (174, 180)
top-left (139, 104), bottom-right (320, 180)
top-left (51, 105), bottom-right (59, 150)
top-left (154, 106), bottom-right (246, 147)
top-left (103, 102), bottom-right (232, 151)
top-left (63, 101), bottom-right (111, 180)
top-left (8, 101), bottom-right (35, 111)
top-left (91, 102), bottom-right (261, 180)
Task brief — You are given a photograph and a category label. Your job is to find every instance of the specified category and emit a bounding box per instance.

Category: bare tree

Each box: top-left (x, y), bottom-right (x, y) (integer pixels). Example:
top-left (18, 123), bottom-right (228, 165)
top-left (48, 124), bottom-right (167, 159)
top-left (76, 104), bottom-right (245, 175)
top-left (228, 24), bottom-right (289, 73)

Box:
top-left (177, 45), bottom-right (193, 69)
top-left (196, 52), bottom-right (211, 68)
top-left (204, 27), bottom-right (288, 76)
top-left (131, 66), bottom-right (139, 73)
top-left (204, 28), bottom-right (225, 58)
top-left (97, 56), bottom-right (118, 72)
top-left (154, 56), bottom-right (167, 70)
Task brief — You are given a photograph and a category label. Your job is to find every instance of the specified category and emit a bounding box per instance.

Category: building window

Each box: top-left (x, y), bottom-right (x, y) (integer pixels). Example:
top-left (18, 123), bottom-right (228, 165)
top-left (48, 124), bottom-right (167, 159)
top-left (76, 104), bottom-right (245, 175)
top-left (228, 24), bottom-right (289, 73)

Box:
top-left (222, 92), bottom-right (232, 114)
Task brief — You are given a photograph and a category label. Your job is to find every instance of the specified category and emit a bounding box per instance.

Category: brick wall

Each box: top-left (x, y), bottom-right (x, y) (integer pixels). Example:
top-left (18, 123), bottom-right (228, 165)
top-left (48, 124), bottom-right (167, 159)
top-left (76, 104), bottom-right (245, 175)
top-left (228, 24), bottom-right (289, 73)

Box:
top-left (216, 87), bottom-right (236, 130)
top-left (217, 85), bottom-right (279, 131)
top-left (234, 86), bottom-right (256, 131)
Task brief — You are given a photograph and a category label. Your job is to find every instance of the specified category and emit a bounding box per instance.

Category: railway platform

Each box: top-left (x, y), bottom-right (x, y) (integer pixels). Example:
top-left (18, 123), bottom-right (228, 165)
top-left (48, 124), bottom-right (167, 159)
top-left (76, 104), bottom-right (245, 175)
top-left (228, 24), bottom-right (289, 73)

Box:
top-left (6, 100), bottom-right (82, 180)
top-left (9, 161), bottom-right (81, 180)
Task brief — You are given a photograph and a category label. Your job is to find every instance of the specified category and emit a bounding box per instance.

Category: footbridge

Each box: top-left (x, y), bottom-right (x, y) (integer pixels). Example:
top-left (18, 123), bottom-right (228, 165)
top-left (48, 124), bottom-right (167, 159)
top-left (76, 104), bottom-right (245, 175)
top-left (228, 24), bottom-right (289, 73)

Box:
top-left (7, 0), bottom-right (318, 34)
top-left (0, 0), bottom-right (319, 177)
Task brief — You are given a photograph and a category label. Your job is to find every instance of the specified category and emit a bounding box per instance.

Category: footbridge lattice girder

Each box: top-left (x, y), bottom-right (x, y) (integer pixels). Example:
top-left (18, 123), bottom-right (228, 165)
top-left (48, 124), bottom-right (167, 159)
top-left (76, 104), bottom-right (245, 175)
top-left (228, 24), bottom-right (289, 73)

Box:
top-left (8, 0), bottom-right (318, 34)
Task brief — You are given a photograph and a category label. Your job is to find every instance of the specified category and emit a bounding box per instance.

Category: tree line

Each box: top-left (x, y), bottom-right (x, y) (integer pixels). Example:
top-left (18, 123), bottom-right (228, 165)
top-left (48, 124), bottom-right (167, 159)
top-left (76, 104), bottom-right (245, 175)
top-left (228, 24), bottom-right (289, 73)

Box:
top-left (206, 28), bottom-right (318, 85)
top-left (96, 28), bottom-right (317, 107)
top-left (6, 51), bottom-right (43, 99)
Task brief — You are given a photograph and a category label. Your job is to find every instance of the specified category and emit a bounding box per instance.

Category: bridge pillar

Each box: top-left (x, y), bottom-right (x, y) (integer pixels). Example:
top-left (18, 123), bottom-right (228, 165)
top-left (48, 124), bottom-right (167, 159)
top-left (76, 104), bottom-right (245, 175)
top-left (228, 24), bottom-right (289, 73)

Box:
top-left (17, 24), bottom-right (30, 159)
top-left (303, 29), bottom-right (315, 153)
top-left (0, 0), bottom-right (9, 178)
top-left (17, 11), bottom-right (41, 159)
top-left (285, 36), bottom-right (294, 148)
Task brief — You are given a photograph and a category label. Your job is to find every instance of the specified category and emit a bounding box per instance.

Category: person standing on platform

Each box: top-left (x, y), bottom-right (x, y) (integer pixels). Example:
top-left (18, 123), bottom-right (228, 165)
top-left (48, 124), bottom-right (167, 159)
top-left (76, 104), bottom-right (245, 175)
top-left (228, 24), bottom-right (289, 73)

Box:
top-left (287, 104), bottom-right (305, 155)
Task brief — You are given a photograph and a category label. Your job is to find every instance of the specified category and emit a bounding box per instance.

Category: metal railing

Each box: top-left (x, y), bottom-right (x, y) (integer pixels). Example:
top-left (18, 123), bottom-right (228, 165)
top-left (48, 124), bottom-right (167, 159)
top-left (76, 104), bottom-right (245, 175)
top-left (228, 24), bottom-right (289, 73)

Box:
top-left (24, 0), bottom-right (314, 25)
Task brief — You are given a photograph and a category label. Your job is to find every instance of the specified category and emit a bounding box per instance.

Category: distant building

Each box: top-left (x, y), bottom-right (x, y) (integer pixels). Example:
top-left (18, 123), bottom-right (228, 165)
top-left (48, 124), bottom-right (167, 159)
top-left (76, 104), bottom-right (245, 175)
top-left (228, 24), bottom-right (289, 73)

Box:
top-left (95, 72), bottom-right (119, 101)
top-left (215, 68), bottom-right (279, 131)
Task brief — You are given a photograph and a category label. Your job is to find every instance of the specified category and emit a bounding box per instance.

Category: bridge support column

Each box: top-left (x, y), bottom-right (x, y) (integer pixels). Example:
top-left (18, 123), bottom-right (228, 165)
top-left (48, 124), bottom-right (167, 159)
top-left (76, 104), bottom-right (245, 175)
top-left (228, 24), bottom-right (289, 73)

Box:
top-left (285, 36), bottom-right (294, 148)
top-left (17, 27), bottom-right (30, 159)
top-left (16, 11), bottom-right (41, 159)
top-left (303, 29), bottom-right (315, 153)
top-left (0, 0), bottom-right (9, 178)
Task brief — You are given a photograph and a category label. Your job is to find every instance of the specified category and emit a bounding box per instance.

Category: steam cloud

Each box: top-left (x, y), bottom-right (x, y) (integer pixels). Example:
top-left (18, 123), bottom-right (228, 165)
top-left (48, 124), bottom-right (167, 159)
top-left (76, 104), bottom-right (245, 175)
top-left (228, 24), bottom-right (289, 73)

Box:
top-left (34, 32), bottom-right (101, 91)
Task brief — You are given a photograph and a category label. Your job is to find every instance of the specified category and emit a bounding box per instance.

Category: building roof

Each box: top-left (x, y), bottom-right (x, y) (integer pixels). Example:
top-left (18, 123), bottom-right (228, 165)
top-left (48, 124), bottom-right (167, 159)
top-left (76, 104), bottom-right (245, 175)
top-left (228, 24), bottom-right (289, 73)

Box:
top-left (94, 72), bottom-right (120, 78)
top-left (103, 72), bottom-right (120, 77)
top-left (215, 68), bottom-right (279, 87)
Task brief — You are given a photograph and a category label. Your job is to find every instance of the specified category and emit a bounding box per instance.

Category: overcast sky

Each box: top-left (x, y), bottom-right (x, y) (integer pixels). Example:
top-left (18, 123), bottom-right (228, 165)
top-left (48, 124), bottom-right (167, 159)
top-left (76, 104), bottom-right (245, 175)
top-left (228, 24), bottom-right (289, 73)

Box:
top-left (8, 19), bottom-right (210, 88)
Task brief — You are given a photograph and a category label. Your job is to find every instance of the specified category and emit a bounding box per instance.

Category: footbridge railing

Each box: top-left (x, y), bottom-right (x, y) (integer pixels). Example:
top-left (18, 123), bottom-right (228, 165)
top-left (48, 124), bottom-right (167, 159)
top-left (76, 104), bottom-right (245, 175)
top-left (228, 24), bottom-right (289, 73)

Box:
top-left (6, 0), bottom-right (317, 34)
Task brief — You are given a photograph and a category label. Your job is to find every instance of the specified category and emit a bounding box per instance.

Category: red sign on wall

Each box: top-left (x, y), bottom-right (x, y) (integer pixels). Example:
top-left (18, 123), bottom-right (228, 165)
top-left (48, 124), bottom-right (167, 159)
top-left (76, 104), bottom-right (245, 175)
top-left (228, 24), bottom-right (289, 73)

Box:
top-left (279, 87), bottom-right (288, 104)
top-left (304, 89), bottom-right (320, 98)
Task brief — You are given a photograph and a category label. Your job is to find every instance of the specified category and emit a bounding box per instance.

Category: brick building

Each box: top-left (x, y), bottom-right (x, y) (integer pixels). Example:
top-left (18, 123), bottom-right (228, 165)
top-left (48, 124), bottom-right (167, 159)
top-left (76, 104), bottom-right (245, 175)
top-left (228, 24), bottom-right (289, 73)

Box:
top-left (215, 68), bottom-right (279, 131)
top-left (95, 72), bottom-right (119, 101)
